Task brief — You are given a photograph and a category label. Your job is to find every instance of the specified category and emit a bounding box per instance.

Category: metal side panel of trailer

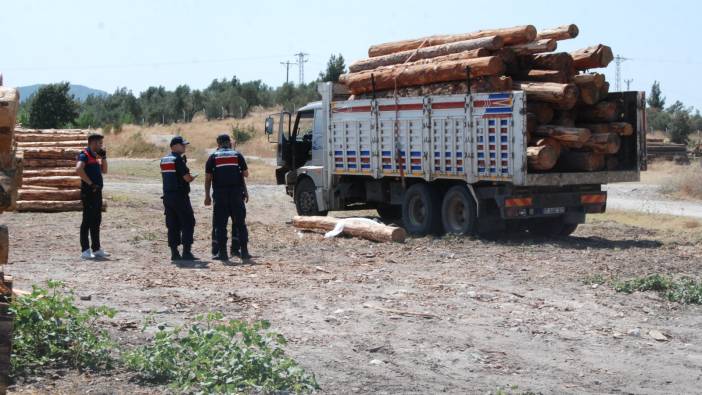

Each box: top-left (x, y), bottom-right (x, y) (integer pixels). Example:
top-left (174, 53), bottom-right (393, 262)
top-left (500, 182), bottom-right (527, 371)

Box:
top-left (327, 91), bottom-right (529, 184)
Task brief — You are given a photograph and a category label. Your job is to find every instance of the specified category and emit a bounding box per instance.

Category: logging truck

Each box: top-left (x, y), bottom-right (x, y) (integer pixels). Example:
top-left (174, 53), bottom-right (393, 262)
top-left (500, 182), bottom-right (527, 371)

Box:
top-left (264, 82), bottom-right (646, 236)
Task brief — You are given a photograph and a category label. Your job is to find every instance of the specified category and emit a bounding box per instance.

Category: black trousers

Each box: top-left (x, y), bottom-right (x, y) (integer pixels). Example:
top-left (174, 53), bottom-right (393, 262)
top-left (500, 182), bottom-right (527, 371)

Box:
top-left (80, 188), bottom-right (102, 252)
top-left (211, 211), bottom-right (239, 255)
top-left (213, 187), bottom-right (248, 251)
top-left (163, 192), bottom-right (195, 248)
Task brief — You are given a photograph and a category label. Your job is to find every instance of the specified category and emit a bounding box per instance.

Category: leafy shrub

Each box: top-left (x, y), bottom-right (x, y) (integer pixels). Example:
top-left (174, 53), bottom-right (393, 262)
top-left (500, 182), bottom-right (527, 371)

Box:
top-left (10, 280), bottom-right (117, 377)
top-left (614, 274), bottom-right (702, 304)
top-left (124, 312), bottom-right (319, 393)
top-left (231, 123), bottom-right (254, 144)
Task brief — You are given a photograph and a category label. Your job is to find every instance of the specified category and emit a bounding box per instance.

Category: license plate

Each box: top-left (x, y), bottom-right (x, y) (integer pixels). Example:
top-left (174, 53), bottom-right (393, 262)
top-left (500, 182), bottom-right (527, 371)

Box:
top-left (543, 207), bottom-right (565, 215)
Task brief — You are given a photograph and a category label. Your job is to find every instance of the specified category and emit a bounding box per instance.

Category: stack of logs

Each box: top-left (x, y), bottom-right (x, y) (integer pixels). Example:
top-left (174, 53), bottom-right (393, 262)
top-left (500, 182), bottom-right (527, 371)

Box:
top-left (0, 78), bottom-right (20, 394)
top-left (15, 128), bottom-right (102, 212)
top-left (646, 138), bottom-right (689, 164)
top-left (340, 24), bottom-right (634, 172)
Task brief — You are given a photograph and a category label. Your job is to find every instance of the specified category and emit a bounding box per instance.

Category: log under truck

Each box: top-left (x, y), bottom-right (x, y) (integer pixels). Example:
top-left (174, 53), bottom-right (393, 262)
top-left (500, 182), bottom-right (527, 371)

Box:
top-left (264, 83), bottom-right (646, 236)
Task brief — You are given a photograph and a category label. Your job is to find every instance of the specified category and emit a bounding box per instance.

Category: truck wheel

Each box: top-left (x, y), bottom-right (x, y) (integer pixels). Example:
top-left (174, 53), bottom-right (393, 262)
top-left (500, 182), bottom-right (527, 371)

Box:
top-left (294, 178), bottom-right (327, 216)
top-left (402, 183), bottom-right (442, 236)
top-left (559, 223), bottom-right (579, 236)
top-left (441, 185), bottom-right (478, 235)
top-left (376, 204), bottom-right (402, 223)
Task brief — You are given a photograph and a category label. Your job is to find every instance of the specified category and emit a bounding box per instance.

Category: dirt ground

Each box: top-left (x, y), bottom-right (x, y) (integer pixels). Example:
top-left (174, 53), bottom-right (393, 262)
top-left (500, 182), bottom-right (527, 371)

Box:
top-left (5, 161), bottom-right (702, 394)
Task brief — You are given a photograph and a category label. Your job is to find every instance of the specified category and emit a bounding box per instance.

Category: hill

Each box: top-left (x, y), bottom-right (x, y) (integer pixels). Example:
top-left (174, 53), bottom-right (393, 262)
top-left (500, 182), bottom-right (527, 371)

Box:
top-left (17, 84), bottom-right (108, 103)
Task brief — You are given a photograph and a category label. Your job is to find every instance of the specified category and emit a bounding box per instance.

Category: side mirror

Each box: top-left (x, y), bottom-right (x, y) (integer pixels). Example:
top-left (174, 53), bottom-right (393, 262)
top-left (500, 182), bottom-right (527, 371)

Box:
top-left (264, 117), bottom-right (274, 135)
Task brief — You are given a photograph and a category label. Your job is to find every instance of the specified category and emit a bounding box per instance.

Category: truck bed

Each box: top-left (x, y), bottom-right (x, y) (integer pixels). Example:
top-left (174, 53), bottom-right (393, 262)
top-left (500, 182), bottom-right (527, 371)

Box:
top-left (326, 90), bottom-right (644, 187)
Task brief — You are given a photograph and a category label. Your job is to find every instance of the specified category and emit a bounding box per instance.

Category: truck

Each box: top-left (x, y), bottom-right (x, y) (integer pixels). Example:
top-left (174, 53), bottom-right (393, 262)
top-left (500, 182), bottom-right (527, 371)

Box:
top-left (264, 82), bottom-right (646, 236)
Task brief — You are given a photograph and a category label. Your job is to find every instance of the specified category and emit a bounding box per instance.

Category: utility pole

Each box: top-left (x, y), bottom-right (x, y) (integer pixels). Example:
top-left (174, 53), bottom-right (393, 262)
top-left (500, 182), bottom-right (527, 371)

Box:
top-left (614, 55), bottom-right (630, 92)
top-left (294, 52), bottom-right (309, 85)
top-left (280, 60), bottom-right (296, 84)
top-left (624, 78), bottom-right (633, 91)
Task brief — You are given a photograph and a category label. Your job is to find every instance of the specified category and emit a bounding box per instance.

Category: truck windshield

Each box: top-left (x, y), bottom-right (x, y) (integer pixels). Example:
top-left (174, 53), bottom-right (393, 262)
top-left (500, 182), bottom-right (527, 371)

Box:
top-left (296, 111), bottom-right (314, 142)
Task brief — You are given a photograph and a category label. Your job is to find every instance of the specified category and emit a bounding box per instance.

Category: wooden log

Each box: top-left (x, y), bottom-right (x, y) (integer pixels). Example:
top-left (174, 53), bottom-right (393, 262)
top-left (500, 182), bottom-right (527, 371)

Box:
top-left (21, 176), bottom-right (81, 189)
top-left (0, 87), bottom-right (18, 130)
top-left (16, 199), bottom-right (107, 213)
top-left (353, 76), bottom-right (512, 99)
top-left (576, 122), bottom-right (633, 136)
top-left (572, 73), bottom-right (606, 88)
top-left (0, 226), bottom-right (7, 266)
top-left (513, 82), bottom-right (578, 110)
top-left (23, 169), bottom-right (78, 177)
top-left (524, 52), bottom-right (574, 74)
top-left (552, 110), bottom-right (576, 127)
top-left (0, 168), bottom-right (20, 213)
top-left (583, 132), bottom-right (621, 154)
top-left (576, 101), bottom-right (621, 122)
top-left (342, 56), bottom-right (504, 95)
top-left (527, 114), bottom-right (538, 136)
top-left (527, 145), bottom-right (558, 171)
top-left (534, 137), bottom-right (562, 157)
top-left (367, 25), bottom-right (536, 57)
top-left (527, 101), bottom-right (554, 124)
top-left (599, 81), bottom-right (610, 99)
top-left (573, 73), bottom-right (606, 105)
top-left (518, 69), bottom-right (569, 84)
top-left (508, 39), bottom-right (557, 55)
top-left (16, 140), bottom-right (85, 148)
top-left (536, 24), bottom-right (579, 41)
top-left (349, 38), bottom-right (501, 73)
top-left (292, 215), bottom-right (406, 243)
top-left (559, 151), bottom-right (605, 171)
top-left (14, 134), bottom-right (87, 143)
top-left (605, 155), bottom-right (619, 170)
top-left (571, 44), bottom-right (614, 70)
top-left (534, 125), bottom-right (591, 146)
top-left (19, 185), bottom-right (60, 191)
top-left (21, 159), bottom-right (76, 168)
top-left (19, 148), bottom-right (81, 160)
top-left (19, 188), bottom-right (81, 201)
top-left (15, 128), bottom-right (88, 135)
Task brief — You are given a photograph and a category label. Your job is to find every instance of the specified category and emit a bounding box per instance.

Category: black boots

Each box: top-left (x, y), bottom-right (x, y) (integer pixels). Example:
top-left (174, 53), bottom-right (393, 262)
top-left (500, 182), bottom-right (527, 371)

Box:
top-left (240, 244), bottom-right (252, 260)
top-left (170, 247), bottom-right (181, 261)
top-left (181, 245), bottom-right (197, 261)
top-left (213, 250), bottom-right (229, 261)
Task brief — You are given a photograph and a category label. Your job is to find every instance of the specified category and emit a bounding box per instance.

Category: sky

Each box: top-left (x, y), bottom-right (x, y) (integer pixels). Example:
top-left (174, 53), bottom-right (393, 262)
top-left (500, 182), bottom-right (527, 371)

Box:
top-left (2, 0), bottom-right (701, 110)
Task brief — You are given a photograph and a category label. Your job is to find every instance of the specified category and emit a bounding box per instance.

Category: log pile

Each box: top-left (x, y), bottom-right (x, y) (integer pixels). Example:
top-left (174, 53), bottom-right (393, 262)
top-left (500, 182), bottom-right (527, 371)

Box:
top-left (0, 79), bottom-right (19, 394)
top-left (341, 24), bottom-right (633, 173)
top-left (646, 138), bottom-right (690, 164)
top-left (14, 128), bottom-right (105, 212)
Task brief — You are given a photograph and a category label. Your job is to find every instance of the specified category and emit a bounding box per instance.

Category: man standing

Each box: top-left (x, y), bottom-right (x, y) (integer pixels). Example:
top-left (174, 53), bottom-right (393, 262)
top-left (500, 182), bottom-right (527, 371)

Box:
top-left (160, 136), bottom-right (197, 261)
top-left (210, 137), bottom-right (249, 258)
top-left (204, 134), bottom-right (251, 261)
top-left (76, 133), bottom-right (109, 259)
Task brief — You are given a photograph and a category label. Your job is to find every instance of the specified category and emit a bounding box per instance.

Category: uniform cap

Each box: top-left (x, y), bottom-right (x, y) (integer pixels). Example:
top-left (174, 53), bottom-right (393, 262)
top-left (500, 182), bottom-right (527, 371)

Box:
top-left (170, 136), bottom-right (190, 146)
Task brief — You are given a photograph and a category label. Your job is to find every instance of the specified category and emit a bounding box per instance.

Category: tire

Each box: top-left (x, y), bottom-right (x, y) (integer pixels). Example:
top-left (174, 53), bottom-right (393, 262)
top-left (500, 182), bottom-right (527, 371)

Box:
top-left (376, 203), bottom-right (402, 222)
top-left (401, 183), bottom-right (442, 236)
top-left (441, 185), bottom-right (478, 235)
top-left (294, 177), bottom-right (327, 216)
top-left (559, 222), bottom-right (579, 236)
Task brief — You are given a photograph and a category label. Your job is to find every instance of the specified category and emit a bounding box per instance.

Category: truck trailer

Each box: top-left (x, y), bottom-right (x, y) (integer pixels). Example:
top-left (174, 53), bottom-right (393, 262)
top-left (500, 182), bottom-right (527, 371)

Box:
top-left (265, 82), bottom-right (646, 236)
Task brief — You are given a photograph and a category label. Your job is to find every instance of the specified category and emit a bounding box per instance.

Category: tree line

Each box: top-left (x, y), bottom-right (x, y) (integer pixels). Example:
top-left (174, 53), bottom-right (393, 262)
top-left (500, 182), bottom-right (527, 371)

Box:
top-left (18, 54), bottom-right (348, 130)
top-left (646, 81), bottom-right (701, 144)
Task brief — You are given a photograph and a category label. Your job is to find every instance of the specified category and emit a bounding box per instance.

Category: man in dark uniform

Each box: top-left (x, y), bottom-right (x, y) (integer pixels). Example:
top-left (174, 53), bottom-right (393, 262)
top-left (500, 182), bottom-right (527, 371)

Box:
top-left (204, 134), bottom-right (251, 261)
top-left (160, 136), bottom-right (197, 261)
top-left (76, 133), bottom-right (109, 259)
top-left (210, 137), bottom-right (249, 258)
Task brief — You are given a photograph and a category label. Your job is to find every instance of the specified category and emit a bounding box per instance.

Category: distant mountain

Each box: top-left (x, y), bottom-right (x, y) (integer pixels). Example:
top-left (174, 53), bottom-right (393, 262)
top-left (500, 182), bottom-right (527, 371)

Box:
top-left (17, 84), bottom-right (109, 103)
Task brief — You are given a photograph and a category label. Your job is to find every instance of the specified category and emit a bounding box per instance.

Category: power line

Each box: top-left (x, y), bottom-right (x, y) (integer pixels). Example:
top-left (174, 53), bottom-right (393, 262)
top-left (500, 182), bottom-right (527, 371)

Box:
top-left (624, 78), bottom-right (633, 91)
top-left (294, 52), bottom-right (309, 85)
top-left (614, 55), bottom-right (630, 92)
top-left (280, 60), bottom-right (296, 84)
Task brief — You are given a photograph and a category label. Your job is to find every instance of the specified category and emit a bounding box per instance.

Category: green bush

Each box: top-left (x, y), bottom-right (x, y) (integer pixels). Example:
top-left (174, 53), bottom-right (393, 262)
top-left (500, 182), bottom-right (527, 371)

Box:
top-left (124, 312), bottom-right (319, 393)
top-left (10, 280), bottom-right (117, 377)
top-left (231, 123), bottom-right (254, 144)
top-left (614, 274), bottom-right (702, 304)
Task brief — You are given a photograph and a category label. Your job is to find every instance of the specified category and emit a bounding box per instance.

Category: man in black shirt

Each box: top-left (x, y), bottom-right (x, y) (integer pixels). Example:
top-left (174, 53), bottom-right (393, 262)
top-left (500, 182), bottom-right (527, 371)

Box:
top-left (160, 136), bottom-right (197, 261)
top-left (204, 134), bottom-right (251, 261)
top-left (76, 133), bottom-right (109, 260)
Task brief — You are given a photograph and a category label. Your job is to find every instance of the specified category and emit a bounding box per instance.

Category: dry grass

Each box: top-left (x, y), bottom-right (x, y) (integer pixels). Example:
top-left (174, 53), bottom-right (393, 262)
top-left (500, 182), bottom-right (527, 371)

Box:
top-left (104, 107), bottom-right (279, 162)
top-left (107, 158), bottom-right (276, 184)
top-left (589, 210), bottom-right (702, 243)
top-left (653, 162), bottom-right (702, 200)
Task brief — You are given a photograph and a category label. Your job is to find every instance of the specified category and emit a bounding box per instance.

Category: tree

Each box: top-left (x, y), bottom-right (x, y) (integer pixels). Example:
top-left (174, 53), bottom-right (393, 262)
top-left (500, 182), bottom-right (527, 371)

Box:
top-left (647, 81), bottom-right (666, 110)
top-left (27, 82), bottom-right (79, 128)
top-left (318, 54), bottom-right (347, 82)
top-left (668, 104), bottom-right (692, 144)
